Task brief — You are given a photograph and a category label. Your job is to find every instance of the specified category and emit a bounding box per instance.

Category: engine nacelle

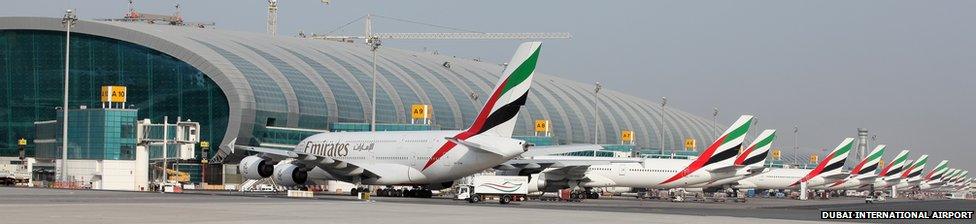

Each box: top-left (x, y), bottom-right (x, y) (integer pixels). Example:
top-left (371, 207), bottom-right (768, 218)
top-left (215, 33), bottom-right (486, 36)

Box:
top-left (239, 156), bottom-right (274, 180)
top-left (528, 173), bottom-right (547, 192)
top-left (272, 164), bottom-right (308, 186)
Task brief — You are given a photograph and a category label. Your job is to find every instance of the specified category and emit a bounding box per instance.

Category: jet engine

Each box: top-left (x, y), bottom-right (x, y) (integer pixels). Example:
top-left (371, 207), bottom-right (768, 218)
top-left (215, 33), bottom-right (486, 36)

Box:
top-left (528, 173), bottom-right (547, 192)
top-left (239, 156), bottom-right (274, 180)
top-left (273, 163), bottom-right (308, 186)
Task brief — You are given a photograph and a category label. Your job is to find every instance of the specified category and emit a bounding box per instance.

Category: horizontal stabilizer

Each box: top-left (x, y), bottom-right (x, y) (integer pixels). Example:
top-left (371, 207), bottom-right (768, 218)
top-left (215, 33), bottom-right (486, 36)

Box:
top-left (446, 137), bottom-right (505, 156)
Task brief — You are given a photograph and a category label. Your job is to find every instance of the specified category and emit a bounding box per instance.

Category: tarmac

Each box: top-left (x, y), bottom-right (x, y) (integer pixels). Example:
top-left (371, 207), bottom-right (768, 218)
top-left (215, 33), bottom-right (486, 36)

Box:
top-left (1, 187), bottom-right (972, 224)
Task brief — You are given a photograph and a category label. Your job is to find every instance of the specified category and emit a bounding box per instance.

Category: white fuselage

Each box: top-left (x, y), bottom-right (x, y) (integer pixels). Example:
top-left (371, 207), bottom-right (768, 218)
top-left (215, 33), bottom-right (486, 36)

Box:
top-left (553, 158), bottom-right (727, 189)
top-left (294, 130), bottom-right (524, 185)
top-left (894, 178), bottom-right (923, 190)
top-left (826, 175), bottom-right (877, 190)
top-left (687, 166), bottom-right (766, 188)
top-left (736, 168), bottom-right (830, 190)
top-left (871, 175), bottom-right (903, 188)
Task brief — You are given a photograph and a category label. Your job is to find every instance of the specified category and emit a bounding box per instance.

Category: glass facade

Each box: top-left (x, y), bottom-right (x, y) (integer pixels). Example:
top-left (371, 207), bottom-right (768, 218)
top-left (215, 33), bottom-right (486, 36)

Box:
top-left (0, 30), bottom-right (229, 159)
top-left (38, 108), bottom-right (138, 160)
top-left (0, 21), bottom-right (723, 162)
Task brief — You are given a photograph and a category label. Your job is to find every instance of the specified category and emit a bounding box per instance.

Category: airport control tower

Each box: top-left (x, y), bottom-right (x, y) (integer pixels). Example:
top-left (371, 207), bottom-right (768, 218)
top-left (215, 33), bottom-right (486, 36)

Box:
top-left (857, 128), bottom-right (869, 161)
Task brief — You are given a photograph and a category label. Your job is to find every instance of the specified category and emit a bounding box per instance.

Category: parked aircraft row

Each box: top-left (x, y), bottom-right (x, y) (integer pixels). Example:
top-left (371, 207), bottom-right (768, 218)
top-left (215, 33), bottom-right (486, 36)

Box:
top-left (228, 41), bottom-right (971, 198)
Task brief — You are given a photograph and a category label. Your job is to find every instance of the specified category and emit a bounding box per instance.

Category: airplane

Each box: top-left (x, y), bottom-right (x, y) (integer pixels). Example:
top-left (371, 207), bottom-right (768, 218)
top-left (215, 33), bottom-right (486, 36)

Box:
top-left (825, 144), bottom-right (886, 190)
top-left (507, 115), bottom-right (755, 193)
top-left (919, 160), bottom-right (950, 190)
top-left (947, 170), bottom-right (968, 188)
top-left (895, 155), bottom-right (928, 190)
top-left (231, 42), bottom-right (543, 195)
top-left (735, 137), bottom-right (855, 190)
top-left (685, 129), bottom-right (777, 190)
top-left (872, 149), bottom-right (911, 188)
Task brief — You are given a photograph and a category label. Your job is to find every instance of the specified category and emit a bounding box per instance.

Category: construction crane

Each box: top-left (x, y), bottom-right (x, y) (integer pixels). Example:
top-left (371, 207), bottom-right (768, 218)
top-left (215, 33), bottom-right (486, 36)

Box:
top-left (267, 0), bottom-right (278, 36)
top-left (307, 14), bottom-right (571, 132)
top-left (309, 14), bottom-right (572, 42)
top-left (268, 0), bottom-right (332, 36)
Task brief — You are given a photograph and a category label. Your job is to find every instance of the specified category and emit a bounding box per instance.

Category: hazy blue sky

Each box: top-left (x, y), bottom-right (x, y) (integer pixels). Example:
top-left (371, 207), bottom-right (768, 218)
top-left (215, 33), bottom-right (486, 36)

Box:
top-left (4, 1), bottom-right (974, 172)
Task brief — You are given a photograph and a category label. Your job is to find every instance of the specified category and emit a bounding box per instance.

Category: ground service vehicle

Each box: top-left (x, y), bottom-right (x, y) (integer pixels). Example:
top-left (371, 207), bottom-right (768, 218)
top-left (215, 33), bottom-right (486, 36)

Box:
top-left (457, 176), bottom-right (528, 204)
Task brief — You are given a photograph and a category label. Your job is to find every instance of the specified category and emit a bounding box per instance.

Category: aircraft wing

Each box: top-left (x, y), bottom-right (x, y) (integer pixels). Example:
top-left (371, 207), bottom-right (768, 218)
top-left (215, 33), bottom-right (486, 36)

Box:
top-left (520, 144), bottom-right (605, 157)
top-left (232, 141), bottom-right (378, 182)
top-left (821, 172), bottom-right (850, 180)
top-left (234, 145), bottom-right (301, 159)
top-left (499, 158), bottom-right (619, 170)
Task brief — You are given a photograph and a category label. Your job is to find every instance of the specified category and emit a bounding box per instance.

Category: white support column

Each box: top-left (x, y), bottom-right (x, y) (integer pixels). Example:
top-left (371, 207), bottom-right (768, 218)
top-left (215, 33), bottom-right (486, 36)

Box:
top-left (891, 185), bottom-right (898, 198)
top-left (799, 182), bottom-right (808, 200)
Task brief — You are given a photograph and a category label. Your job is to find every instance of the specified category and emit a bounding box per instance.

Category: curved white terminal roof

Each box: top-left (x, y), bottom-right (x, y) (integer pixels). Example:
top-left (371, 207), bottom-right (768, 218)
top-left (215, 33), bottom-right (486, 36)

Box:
top-left (0, 17), bottom-right (721, 161)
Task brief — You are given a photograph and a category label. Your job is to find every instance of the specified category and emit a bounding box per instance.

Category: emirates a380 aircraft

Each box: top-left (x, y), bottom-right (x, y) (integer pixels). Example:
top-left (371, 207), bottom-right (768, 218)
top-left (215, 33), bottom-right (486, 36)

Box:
top-left (895, 155), bottom-right (928, 190)
top-left (232, 42), bottom-right (543, 190)
top-left (685, 129), bottom-right (777, 189)
top-left (872, 149), bottom-right (911, 188)
top-left (515, 115), bottom-right (756, 192)
top-left (919, 160), bottom-right (950, 190)
top-left (735, 137), bottom-right (854, 190)
top-left (825, 145), bottom-right (886, 190)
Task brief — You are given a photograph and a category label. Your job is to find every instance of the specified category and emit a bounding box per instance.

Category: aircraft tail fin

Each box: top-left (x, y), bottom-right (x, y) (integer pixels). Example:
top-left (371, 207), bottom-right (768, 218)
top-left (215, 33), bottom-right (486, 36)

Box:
top-left (734, 129), bottom-right (776, 168)
top-left (703, 115), bottom-right (754, 171)
top-left (660, 115), bottom-right (753, 184)
top-left (925, 160), bottom-right (949, 181)
top-left (880, 150), bottom-right (910, 178)
top-left (850, 145), bottom-right (885, 176)
top-left (794, 138), bottom-right (855, 185)
top-left (903, 155), bottom-right (928, 181)
top-left (465, 42), bottom-right (542, 138)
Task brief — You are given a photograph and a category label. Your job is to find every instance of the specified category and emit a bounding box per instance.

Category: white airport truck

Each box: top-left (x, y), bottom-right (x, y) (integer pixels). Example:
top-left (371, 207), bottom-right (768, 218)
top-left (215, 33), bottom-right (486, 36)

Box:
top-left (456, 175), bottom-right (528, 204)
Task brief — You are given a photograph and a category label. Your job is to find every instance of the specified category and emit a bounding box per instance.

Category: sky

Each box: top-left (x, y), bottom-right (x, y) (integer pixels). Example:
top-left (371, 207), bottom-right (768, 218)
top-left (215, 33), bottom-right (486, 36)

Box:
top-left (3, 0), bottom-right (975, 173)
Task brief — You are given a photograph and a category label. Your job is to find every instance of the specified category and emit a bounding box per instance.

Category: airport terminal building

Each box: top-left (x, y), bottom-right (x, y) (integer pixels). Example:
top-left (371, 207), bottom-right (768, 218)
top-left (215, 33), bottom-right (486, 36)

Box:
top-left (0, 17), bottom-right (720, 166)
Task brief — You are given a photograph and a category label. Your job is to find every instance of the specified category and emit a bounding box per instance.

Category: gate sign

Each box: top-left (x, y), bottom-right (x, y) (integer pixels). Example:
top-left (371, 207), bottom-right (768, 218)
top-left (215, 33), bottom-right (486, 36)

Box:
top-left (809, 154), bottom-right (819, 164)
top-left (621, 130), bottom-right (634, 142)
top-left (684, 138), bottom-right (696, 150)
top-left (771, 149), bottom-right (781, 160)
top-left (100, 85), bottom-right (127, 103)
top-left (411, 104), bottom-right (431, 119)
top-left (534, 120), bottom-right (550, 132)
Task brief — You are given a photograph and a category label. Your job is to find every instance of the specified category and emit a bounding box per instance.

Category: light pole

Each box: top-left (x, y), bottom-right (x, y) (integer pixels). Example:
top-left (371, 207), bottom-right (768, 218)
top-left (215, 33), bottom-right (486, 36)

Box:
top-left (659, 97), bottom-right (667, 155)
top-left (366, 14), bottom-right (380, 132)
top-left (593, 82), bottom-right (602, 144)
top-left (712, 107), bottom-right (719, 138)
top-left (793, 124), bottom-right (799, 165)
top-left (61, 9), bottom-right (77, 182)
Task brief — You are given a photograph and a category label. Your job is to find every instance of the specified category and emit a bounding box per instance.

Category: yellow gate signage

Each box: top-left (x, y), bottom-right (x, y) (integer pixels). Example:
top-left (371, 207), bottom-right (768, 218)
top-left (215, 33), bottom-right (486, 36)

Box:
top-left (411, 104), bottom-right (431, 119)
top-left (771, 149), bottom-right (781, 160)
top-left (878, 159), bottom-right (884, 170)
top-left (534, 120), bottom-right (550, 132)
top-left (684, 138), bottom-right (696, 150)
top-left (809, 154), bottom-right (819, 164)
top-left (100, 85), bottom-right (127, 103)
top-left (17, 138), bottom-right (27, 146)
top-left (621, 130), bottom-right (634, 142)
